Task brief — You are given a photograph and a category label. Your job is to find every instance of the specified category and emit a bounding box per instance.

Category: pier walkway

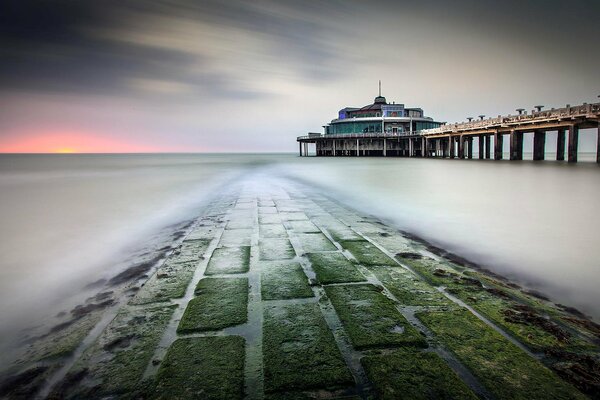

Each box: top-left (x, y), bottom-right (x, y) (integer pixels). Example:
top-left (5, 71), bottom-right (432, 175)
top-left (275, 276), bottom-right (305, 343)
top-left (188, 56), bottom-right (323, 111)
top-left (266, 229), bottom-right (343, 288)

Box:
top-left (1, 175), bottom-right (598, 399)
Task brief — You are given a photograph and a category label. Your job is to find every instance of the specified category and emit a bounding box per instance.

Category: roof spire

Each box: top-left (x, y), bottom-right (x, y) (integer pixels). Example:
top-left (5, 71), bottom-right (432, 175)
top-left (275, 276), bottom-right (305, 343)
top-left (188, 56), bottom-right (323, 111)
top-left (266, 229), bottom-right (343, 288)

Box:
top-left (378, 80), bottom-right (381, 97)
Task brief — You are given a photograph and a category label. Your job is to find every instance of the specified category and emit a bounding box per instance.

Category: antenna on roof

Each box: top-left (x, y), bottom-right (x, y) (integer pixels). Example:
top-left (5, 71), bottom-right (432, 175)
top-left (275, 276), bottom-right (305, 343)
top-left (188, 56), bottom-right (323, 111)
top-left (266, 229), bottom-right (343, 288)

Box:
top-left (378, 80), bottom-right (381, 97)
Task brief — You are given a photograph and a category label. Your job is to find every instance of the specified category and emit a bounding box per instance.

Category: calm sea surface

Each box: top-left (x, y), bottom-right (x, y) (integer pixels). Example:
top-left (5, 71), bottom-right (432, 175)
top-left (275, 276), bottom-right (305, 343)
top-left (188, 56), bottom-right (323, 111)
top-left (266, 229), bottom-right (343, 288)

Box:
top-left (1, 153), bottom-right (599, 345)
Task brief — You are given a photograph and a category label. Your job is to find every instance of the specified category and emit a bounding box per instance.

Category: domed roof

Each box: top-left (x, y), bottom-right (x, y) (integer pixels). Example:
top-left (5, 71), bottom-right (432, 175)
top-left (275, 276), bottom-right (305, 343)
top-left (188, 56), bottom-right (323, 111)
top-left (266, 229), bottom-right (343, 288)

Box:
top-left (373, 95), bottom-right (387, 104)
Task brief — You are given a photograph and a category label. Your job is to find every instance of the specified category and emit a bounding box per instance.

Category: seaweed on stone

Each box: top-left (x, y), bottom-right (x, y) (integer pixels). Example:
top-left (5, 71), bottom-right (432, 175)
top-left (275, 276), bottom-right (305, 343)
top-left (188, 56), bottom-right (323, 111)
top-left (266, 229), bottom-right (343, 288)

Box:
top-left (259, 238), bottom-right (296, 260)
top-left (362, 350), bottom-right (478, 400)
top-left (340, 240), bottom-right (397, 266)
top-left (151, 336), bottom-right (245, 400)
top-left (325, 284), bottom-right (426, 349)
top-left (205, 246), bottom-right (250, 275)
top-left (178, 277), bottom-right (248, 333)
top-left (306, 252), bottom-right (366, 284)
top-left (296, 233), bottom-right (337, 252)
top-left (263, 303), bottom-right (354, 393)
top-left (261, 261), bottom-right (313, 300)
top-left (417, 308), bottom-right (586, 400)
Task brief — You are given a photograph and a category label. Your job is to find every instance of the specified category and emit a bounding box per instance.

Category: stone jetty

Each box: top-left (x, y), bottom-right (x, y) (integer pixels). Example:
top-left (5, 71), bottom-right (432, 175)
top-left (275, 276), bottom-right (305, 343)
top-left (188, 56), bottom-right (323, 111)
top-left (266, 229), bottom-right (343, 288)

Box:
top-left (1, 175), bottom-right (599, 399)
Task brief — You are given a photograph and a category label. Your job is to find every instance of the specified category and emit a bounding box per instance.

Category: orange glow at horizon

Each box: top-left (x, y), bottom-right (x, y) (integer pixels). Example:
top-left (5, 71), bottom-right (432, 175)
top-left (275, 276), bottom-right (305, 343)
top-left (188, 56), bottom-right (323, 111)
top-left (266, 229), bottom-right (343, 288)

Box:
top-left (0, 130), bottom-right (185, 153)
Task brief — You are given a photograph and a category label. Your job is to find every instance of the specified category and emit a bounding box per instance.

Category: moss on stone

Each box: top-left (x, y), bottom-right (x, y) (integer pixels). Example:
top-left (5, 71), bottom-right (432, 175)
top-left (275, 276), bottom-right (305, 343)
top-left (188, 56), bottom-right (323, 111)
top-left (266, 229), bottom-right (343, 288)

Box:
top-left (63, 304), bottom-right (176, 397)
top-left (362, 350), bottom-right (478, 400)
top-left (205, 246), bottom-right (250, 275)
top-left (169, 239), bottom-right (211, 264)
top-left (261, 261), bottom-right (313, 300)
top-left (263, 303), bottom-right (354, 393)
top-left (259, 223), bottom-right (287, 238)
top-left (417, 309), bottom-right (586, 400)
top-left (259, 214), bottom-right (282, 225)
top-left (399, 255), bottom-right (591, 351)
top-left (306, 252), bottom-right (365, 284)
top-left (296, 233), bottom-right (337, 252)
top-left (366, 265), bottom-right (451, 306)
top-left (279, 212), bottom-right (309, 221)
top-left (219, 228), bottom-right (252, 247)
top-left (325, 284), bottom-right (426, 349)
top-left (288, 220), bottom-right (320, 233)
top-left (151, 336), bottom-right (245, 400)
top-left (132, 260), bottom-right (198, 305)
top-left (339, 240), bottom-right (396, 266)
top-left (259, 238), bottom-right (296, 260)
top-left (177, 277), bottom-right (248, 333)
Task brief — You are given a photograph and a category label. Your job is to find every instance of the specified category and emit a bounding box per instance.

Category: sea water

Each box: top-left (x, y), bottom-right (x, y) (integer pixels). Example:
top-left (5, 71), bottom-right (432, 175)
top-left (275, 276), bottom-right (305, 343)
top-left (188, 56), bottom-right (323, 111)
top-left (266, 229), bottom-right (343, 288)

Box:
top-left (1, 153), bottom-right (599, 349)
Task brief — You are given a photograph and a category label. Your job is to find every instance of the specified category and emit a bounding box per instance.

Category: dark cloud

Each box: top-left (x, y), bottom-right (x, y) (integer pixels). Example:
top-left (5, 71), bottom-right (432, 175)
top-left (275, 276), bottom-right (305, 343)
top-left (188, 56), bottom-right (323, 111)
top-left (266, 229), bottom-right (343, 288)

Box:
top-left (0, 0), bottom-right (597, 103)
top-left (0, 0), bottom-right (355, 98)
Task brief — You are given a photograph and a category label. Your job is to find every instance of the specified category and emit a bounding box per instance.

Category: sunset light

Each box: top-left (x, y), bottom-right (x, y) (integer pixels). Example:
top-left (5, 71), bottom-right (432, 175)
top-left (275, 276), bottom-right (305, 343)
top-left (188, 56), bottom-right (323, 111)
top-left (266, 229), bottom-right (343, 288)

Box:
top-left (0, 131), bottom-right (167, 153)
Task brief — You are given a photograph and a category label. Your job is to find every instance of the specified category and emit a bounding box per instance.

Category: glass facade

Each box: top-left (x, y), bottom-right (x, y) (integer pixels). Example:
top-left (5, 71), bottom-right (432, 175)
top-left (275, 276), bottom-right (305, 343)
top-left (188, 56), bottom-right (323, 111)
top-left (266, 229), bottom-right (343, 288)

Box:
top-left (415, 121), bottom-right (440, 130)
top-left (327, 121), bottom-right (383, 134)
top-left (327, 120), bottom-right (441, 134)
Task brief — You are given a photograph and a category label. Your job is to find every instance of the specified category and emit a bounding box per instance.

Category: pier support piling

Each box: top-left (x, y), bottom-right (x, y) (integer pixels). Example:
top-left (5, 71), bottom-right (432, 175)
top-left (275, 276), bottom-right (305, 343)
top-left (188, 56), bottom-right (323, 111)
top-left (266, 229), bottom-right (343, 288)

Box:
top-left (467, 137), bottom-right (473, 159)
top-left (568, 125), bottom-right (579, 163)
top-left (533, 130), bottom-right (546, 161)
top-left (458, 136), bottom-right (465, 159)
top-left (557, 129), bottom-right (565, 161)
top-left (299, 142), bottom-right (302, 156)
top-left (485, 135), bottom-right (491, 159)
top-left (510, 131), bottom-right (523, 160)
top-left (478, 135), bottom-right (484, 159)
top-left (494, 132), bottom-right (503, 160)
top-left (597, 123), bottom-right (600, 163)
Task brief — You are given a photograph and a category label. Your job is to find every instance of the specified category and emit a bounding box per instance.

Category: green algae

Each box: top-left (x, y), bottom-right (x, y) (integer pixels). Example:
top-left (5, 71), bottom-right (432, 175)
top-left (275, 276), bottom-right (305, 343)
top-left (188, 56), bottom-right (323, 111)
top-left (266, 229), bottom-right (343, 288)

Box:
top-left (185, 224), bottom-right (220, 241)
top-left (152, 336), bottom-right (245, 400)
top-left (417, 309), bottom-right (586, 400)
top-left (169, 239), bottom-right (211, 264)
top-left (288, 220), bottom-right (320, 233)
top-left (399, 255), bottom-right (591, 351)
top-left (306, 252), bottom-right (365, 284)
top-left (367, 232), bottom-right (414, 254)
top-left (205, 246), bottom-right (250, 275)
top-left (25, 312), bottom-right (103, 361)
top-left (325, 284), bottom-right (426, 349)
top-left (263, 303), bottom-right (354, 393)
top-left (132, 260), bottom-right (198, 305)
top-left (279, 212), bottom-right (309, 221)
top-left (226, 217), bottom-right (254, 230)
top-left (296, 233), bottom-right (337, 252)
top-left (261, 261), bottom-right (313, 300)
top-left (0, 365), bottom-right (59, 400)
top-left (340, 240), bottom-right (397, 266)
top-left (178, 277), bottom-right (248, 333)
top-left (259, 238), bottom-right (296, 260)
top-left (362, 350), bottom-right (478, 400)
top-left (259, 223), bottom-right (287, 238)
top-left (259, 214), bottom-right (282, 224)
top-left (219, 228), bottom-right (252, 247)
top-left (60, 304), bottom-right (176, 397)
top-left (366, 265), bottom-right (451, 306)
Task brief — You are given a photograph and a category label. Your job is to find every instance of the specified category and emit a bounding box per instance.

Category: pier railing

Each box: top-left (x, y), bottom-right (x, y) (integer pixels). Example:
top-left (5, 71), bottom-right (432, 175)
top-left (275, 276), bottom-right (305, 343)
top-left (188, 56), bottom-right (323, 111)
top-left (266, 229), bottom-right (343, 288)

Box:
top-left (296, 131), bottom-right (420, 141)
top-left (422, 102), bottom-right (600, 136)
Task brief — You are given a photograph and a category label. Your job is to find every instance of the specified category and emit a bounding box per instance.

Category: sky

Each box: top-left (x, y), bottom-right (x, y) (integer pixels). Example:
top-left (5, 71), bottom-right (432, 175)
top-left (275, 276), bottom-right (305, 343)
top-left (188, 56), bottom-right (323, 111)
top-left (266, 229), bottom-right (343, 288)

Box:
top-left (0, 0), bottom-right (598, 153)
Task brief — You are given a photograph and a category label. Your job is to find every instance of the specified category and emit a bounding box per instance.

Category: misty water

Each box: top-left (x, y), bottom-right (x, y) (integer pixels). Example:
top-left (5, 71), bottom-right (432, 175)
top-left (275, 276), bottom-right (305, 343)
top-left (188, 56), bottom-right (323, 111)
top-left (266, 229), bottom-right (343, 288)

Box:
top-left (1, 153), bottom-right (599, 352)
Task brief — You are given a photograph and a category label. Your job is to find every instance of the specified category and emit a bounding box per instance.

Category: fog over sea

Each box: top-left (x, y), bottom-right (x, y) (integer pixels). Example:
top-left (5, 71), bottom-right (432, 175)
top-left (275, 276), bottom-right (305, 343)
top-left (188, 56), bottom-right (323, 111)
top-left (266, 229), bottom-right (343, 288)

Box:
top-left (1, 153), bottom-right (599, 348)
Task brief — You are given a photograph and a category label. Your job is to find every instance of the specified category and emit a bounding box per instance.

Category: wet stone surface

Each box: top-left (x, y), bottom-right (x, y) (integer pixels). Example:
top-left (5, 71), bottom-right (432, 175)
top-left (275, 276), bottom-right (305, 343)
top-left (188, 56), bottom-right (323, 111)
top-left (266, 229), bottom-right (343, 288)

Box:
top-left (2, 176), bottom-right (599, 400)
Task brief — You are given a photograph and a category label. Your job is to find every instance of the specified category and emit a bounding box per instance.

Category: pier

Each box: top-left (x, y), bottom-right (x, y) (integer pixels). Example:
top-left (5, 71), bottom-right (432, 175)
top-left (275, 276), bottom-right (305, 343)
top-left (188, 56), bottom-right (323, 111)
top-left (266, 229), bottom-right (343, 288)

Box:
top-left (298, 102), bottom-right (600, 162)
